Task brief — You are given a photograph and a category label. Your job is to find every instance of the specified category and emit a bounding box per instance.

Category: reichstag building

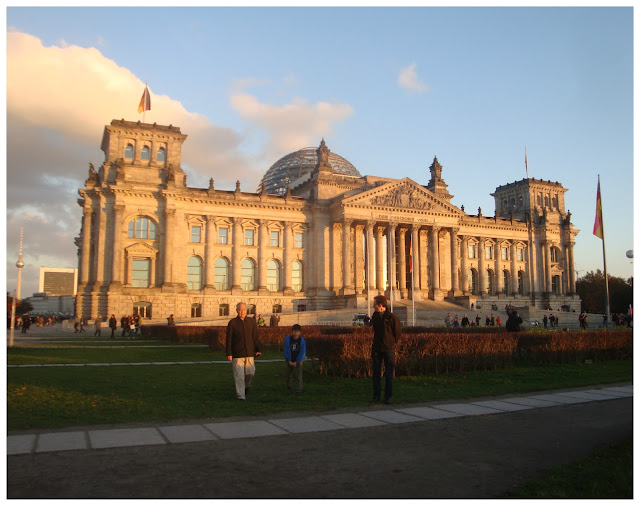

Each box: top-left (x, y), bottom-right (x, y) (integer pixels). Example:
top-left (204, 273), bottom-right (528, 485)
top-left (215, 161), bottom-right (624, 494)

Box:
top-left (75, 119), bottom-right (580, 320)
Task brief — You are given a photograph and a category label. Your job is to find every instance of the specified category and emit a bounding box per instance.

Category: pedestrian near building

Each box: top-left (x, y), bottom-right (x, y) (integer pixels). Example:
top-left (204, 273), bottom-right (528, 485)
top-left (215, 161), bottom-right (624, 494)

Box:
top-left (496, 315), bottom-right (502, 327)
top-left (109, 315), bottom-right (117, 338)
top-left (461, 314), bottom-right (470, 327)
top-left (94, 315), bottom-right (102, 337)
top-left (284, 324), bottom-right (306, 393)
top-left (270, 313), bottom-right (280, 327)
top-left (167, 314), bottom-right (175, 326)
top-left (370, 295), bottom-right (402, 405)
top-left (121, 315), bottom-right (129, 336)
top-left (444, 313), bottom-right (451, 327)
top-left (21, 314), bottom-right (30, 334)
top-left (543, 314), bottom-right (548, 329)
top-left (79, 315), bottom-right (85, 332)
top-left (226, 302), bottom-right (262, 401)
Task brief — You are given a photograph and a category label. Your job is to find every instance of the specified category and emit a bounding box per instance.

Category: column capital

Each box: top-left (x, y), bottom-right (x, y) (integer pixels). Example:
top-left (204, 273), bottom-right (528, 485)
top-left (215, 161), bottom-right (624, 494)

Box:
top-left (284, 221), bottom-right (294, 229)
top-left (205, 215), bottom-right (217, 223)
top-left (450, 226), bottom-right (460, 235)
top-left (232, 216), bottom-right (243, 225)
top-left (343, 218), bottom-right (353, 227)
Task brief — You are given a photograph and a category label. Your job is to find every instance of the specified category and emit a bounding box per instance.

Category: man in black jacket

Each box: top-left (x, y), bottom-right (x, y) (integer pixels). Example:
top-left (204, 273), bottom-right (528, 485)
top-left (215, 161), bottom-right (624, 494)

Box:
top-left (371, 295), bottom-right (402, 405)
top-left (226, 302), bottom-right (261, 401)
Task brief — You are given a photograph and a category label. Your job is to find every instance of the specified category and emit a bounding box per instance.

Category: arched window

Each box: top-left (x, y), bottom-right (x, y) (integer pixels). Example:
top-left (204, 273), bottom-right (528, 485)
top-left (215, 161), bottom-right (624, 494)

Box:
top-left (292, 260), bottom-right (303, 292)
top-left (518, 271), bottom-right (525, 295)
top-left (502, 270), bottom-right (510, 295)
top-left (187, 256), bottom-right (203, 290)
top-left (127, 217), bottom-right (157, 239)
top-left (267, 259), bottom-right (281, 291)
top-left (486, 269), bottom-right (494, 295)
top-left (133, 301), bottom-right (152, 318)
top-left (241, 258), bottom-right (255, 291)
top-left (157, 147), bottom-right (166, 163)
top-left (124, 144), bottom-right (134, 159)
top-left (214, 257), bottom-right (229, 290)
top-left (468, 268), bottom-right (477, 295)
top-left (544, 196), bottom-right (549, 207)
top-left (141, 146), bottom-right (150, 161)
top-left (191, 303), bottom-right (202, 318)
top-left (537, 194), bottom-right (542, 206)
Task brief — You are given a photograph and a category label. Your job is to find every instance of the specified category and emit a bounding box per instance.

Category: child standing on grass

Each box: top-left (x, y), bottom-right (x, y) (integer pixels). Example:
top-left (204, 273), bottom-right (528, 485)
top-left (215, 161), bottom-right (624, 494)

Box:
top-left (284, 324), bottom-right (306, 393)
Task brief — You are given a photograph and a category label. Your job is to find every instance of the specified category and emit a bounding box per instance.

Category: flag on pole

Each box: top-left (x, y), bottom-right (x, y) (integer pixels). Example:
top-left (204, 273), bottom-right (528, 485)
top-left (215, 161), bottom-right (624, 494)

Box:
top-left (593, 176), bottom-right (604, 239)
top-left (137, 85), bottom-right (151, 114)
top-left (525, 146), bottom-right (529, 179)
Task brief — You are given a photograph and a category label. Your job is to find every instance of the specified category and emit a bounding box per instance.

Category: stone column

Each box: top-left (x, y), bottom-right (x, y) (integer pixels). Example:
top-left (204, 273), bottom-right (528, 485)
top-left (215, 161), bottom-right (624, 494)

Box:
top-left (342, 218), bottom-right (353, 293)
top-left (387, 222), bottom-right (398, 298)
top-left (163, 208), bottom-right (176, 286)
top-left (80, 208), bottom-right (94, 286)
top-left (510, 242), bottom-right (518, 295)
top-left (205, 215), bottom-right (216, 289)
top-left (449, 227), bottom-right (460, 298)
top-left (283, 222), bottom-right (293, 294)
top-left (461, 235), bottom-right (469, 294)
top-left (478, 238), bottom-right (486, 294)
top-left (568, 242), bottom-right (576, 293)
top-left (94, 204), bottom-right (107, 287)
top-left (411, 225), bottom-right (420, 293)
top-left (355, 224), bottom-right (365, 293)
top-left (366, 221), bottom-right (375, 291)
top-left (544, 241), bottom-right (552, 293)
top-left (231, 217), bottom-right (243, 291)
top-left (258, 219), bottom-right (268, 292)
top-left (111, 204), bottom-right (125, 286)
top-left (398, 227), bottom-right (407, 297)
top-left (495, 241), bottom-right (503, 295)
top-left (375, 225), bottom-right (385, 292)
top-left (429, 226), bottom-right (441, 297)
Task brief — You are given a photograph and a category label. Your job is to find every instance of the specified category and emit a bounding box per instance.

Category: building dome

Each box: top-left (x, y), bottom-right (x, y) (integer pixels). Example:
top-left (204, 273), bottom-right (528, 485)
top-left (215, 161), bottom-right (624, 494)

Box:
top-left (259, 147), bottom-right (361, 196)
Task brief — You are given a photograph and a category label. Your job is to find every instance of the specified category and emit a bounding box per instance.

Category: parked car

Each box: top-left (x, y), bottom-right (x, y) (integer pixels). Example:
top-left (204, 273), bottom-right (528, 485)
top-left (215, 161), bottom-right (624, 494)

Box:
top-left (352, 313), bottom-right (370, 326)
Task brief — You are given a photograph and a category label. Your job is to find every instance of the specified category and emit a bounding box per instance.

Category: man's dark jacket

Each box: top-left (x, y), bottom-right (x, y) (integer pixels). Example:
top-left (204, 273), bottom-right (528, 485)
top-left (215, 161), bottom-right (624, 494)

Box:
top-left (371, 309), bottom-right (402, 352)
top-left (226, 316), bottom-right (261, 358)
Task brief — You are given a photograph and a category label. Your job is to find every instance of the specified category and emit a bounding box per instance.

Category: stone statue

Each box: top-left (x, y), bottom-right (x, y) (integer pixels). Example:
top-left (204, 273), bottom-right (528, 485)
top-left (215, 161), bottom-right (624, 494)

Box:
top-left (88, 163), bottom-right (97, 181)
top-left (209, 178), bottom-right (214, 190)
top-left (478, 206), bottom-right (482, 217)
top-left (235, 180), bottom-right (241, 192)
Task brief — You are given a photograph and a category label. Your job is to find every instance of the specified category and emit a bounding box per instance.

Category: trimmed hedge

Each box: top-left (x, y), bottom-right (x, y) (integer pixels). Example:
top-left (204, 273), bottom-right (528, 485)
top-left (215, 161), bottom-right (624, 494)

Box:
top-left (143, 324), bottom-right (632, 377)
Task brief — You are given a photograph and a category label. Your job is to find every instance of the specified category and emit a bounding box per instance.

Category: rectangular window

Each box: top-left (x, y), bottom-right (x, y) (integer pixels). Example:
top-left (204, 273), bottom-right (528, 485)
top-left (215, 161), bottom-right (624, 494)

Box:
top-left (485, 246), bottom-right (493, 259)
top-left (517, 248), bottom-right (524, 261)
top-left (218, 304), bottom-right (229, 317)
top-left (218, 227), bottom-right (228, 244)
top-left (131, 259), bottom-right (150, 288)
top-left (191, 226), bottom-right (201, 243)
top-left (468, 244), bottom-right (476, 259)
top-left (501, 247), bottom-right (509, 261)
top-left (270, 230), bottom-right (280, 247)
top-left (244, 229), bottom-right (254, 246)
top-left (294, 232), bottom-right (304, 249)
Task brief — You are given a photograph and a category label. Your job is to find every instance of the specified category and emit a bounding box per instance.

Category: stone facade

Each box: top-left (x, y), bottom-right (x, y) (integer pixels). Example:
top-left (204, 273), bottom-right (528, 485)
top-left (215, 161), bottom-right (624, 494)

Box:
top-left (75, 120), bottom-right (580, 321)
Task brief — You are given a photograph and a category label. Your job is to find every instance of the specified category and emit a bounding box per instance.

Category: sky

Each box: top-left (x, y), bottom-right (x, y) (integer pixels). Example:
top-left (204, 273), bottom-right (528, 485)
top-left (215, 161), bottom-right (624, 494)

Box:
top-left (4, 5), bottom-right (636, 299)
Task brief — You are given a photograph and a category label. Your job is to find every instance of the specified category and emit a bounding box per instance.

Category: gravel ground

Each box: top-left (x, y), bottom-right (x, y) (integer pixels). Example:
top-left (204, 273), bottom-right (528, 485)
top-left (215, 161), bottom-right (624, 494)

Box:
top-left (7, 397), bottom-right (632, 499)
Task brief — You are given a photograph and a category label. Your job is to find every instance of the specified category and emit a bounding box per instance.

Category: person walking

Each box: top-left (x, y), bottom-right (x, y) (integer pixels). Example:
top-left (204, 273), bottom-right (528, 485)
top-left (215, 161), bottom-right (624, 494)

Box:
top-left (21, 314), bottom-right (31, 334)
top-left (370, 295), bottom-right (402, 405)
top-left (226, 302), bottom-right (262, 401)
top-left (94, 315), bottom-right (102, 337)
top-left (269, 313), bottom-right (280, 327)
top-left (108, 315), bottom-right (117, 338)
top-left (284, 324), bottom-right (306, 393)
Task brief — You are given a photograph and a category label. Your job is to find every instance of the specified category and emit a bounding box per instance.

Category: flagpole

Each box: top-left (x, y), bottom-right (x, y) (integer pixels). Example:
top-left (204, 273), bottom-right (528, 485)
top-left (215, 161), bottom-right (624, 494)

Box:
top-left (366, 219), bottom-right (371, 320)
top-left (525, 146), bottom-right (529, 179)
top-left (597, 175), bottom-right (611, 328)
top-left (411, 257), bottom-right (415, 327)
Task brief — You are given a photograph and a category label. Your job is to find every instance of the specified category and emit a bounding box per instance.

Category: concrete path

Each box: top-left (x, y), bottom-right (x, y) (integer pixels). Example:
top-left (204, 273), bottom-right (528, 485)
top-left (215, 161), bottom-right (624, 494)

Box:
top-left (8, 383), bottom-right (632, 456)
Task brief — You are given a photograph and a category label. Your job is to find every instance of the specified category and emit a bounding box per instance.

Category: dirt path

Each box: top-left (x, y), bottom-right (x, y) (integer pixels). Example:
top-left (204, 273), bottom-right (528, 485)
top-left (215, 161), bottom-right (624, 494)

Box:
top-left (7, 397), bottom-right (631, 499)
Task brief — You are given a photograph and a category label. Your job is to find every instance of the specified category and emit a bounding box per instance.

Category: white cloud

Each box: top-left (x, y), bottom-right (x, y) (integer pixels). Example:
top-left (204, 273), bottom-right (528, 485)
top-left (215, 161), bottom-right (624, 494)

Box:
top-left (397, 63), bottom-right (429, 94)
top-left (6, 30), bottom-right (356, 295)
top-left (230, 92), bottom-right (354, 163)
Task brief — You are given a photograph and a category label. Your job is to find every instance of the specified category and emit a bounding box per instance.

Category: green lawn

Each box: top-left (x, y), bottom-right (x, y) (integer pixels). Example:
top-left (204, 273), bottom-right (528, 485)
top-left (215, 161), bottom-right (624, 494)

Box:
top-left (7, 349), bottom-right (632, 430)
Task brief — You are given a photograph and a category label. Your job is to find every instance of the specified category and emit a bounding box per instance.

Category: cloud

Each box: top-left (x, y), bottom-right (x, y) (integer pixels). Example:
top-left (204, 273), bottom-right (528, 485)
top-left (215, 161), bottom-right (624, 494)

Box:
top-left (6, 30), bottom-right (355, 296)
top-left (397, 63), bottom-right (429, 94)
top-left (230, 92), bottom-right (354, 164)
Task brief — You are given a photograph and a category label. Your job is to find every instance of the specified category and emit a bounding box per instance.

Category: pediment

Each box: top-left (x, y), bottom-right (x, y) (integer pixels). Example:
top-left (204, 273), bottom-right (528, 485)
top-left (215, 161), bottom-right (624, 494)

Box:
top-left (125, 242), bottom-right (158, 256)
top-left (342, 178), bottom-right (463, 215)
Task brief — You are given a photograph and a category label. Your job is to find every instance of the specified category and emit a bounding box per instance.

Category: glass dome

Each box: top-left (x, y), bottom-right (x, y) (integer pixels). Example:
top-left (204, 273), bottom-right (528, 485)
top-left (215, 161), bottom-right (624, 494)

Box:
top-left (258, 147), bottom-right (361, 196)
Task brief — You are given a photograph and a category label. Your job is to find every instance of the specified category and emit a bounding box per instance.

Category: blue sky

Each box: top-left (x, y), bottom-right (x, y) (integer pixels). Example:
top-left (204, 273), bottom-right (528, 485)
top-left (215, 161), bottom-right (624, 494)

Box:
top-left (5, 6), bottom-right (635, 297)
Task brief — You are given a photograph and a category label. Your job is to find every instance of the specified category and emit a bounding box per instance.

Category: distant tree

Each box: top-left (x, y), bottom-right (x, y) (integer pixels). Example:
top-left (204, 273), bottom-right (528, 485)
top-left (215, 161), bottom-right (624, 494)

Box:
top-left (575, 270), bottom-right (633, 314)
top-left (16, 300), bottom-right (33, 315)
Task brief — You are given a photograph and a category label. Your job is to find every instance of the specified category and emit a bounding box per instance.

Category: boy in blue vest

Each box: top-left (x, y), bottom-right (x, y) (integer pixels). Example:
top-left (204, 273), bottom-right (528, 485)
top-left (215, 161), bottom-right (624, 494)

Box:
top-left (284, 324), bottom-right (306, 393)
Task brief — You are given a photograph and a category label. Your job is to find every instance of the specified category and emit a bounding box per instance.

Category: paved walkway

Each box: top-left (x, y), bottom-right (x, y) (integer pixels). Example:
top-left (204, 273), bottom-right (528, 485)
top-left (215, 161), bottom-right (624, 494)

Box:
top-left (8, 383), bottom-right (632, 456)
